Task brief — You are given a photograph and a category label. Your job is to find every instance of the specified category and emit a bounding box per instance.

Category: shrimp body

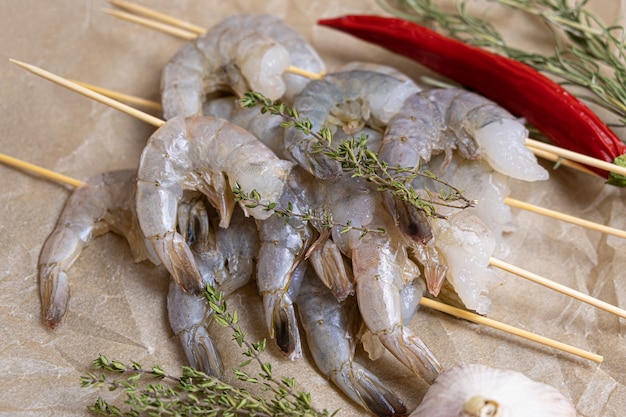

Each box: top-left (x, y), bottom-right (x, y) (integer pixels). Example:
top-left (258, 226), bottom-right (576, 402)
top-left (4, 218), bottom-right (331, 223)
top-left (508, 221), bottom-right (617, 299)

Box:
top-left (38, 170), bottom-right (153, 329)
top-left (379, 88), bottom-right (547, 294)
top-left (297, 269), bottom-right (407, 417)
top-left (136, 115), bottom-right (293, 293)
top-left (284, 70), bottom-right (420, 179)
top-left (381, 88), bottom-right (548, 181)
top-left (351, 225), bottom-right (443, 384)
top-left (213, 14), bottom-right (326, 102)
top-left (255, 168), bottom-right (313, 360)
top-left (161, 28), bottom-right (289, 119)
top-left (161, 14), bottom-right (325, 119)
top-left (167, 203), bottom-right (259, 376)
top-left (309, 175), bottom-right (443, 384)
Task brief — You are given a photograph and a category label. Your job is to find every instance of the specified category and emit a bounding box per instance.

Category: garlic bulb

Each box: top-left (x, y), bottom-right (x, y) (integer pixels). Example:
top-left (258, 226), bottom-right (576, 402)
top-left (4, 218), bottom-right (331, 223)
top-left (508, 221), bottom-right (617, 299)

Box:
top-left (409, 364), bottom-right (576, 417)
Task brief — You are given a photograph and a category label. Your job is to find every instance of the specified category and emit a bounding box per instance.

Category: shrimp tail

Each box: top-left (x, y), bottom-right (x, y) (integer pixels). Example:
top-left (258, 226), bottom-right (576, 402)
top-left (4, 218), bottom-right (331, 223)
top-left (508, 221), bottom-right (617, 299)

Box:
top-left (307, 235), bottom-right (355, 301)
top-left (178, 327), bottom-right (224, 377)
top-left (39, 264), bottom-right (70, 329)
top-left (262, 292), bottom-right (302, 360)
top-left (151, 233), bottom-right (204, 293)
top-left (412, 240), bottom-right (448, 297)
top-left (376, 326), bottom-right (443, 385)
top-left (395, 201), bottom-right (433, 245)
top-left (168, 280), bottom-right (224, 376)
top-left (332, 362), bottom-right (408, 417)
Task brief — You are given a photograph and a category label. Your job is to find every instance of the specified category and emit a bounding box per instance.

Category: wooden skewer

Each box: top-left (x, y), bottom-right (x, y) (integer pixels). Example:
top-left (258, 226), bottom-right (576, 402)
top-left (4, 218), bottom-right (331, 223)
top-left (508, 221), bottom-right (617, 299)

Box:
top-left (108, 0), bottom-right (206, 35)
top-left (10, 59), bottom-right (164, 128)
top-left (504, 197), bottom-right (626, 239)
top-left (489, 257), bottom-right (626, 320)
top-left (525, 145), bottom-right (600, 177)
top-left (71, 80), bottom-right (162, 111)
top-left (13, 59), bottom-right (626, 325)
top-left (7, 60), bottom-right (609, 363)
top-left (103, 8), bottom-right (197, 41)
top-left (527, 138), bottom-right (626, 178)
top-left (0, 153), bottom-right (86, 188)
top-left (104, 5), bottom-right (325, 80)
top-left (419, 297), bottom-right (603, 363)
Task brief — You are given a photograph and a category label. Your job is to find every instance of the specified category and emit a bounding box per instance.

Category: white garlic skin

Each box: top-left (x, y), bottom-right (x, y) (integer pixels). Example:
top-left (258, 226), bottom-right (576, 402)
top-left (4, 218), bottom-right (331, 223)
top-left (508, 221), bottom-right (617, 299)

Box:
top-left (409, 364), bottom-right (577, 417)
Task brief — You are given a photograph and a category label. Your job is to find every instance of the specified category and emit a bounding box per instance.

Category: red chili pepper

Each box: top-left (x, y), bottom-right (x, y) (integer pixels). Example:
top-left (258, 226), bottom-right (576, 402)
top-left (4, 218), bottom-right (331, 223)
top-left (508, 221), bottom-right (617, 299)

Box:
top-left (318, 15), bottom-right (626, 181)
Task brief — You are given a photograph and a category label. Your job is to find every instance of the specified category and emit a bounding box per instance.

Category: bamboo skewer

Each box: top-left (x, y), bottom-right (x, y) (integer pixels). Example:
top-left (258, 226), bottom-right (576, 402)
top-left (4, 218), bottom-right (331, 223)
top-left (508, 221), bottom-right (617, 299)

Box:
top-left (103, 8), bottom-right (197, 41)
top-left (524, 145), bottom-right (600, 177)
top-left (109, 0), bottom-right (206, 35)
top-left (103, 7), bottom-right (324, 81)
top-left (527, 138), bottom-right (626, 177)
top-left (106, 1), bottom-right (626, 179)
top-left (489, 257), bottom-right (626, 320)
top-left (0, 155), bottom-right (603, 364)
top-left (71, 80), bottom-right (163, 111)
top-left (419, 298), bottom-right (603, 363)
top-left (0, 153), bottom-right (86, 188)
top-left (504, 197), bottom-right (626, 239)
top-left (10, 60), bottom-right (164, 129)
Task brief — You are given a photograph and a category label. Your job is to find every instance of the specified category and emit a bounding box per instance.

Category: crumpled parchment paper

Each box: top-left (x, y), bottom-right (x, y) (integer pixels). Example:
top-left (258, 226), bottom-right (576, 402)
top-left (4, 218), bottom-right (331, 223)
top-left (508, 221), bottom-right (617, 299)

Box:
top-left (1, 0), bottom-right (626, 416)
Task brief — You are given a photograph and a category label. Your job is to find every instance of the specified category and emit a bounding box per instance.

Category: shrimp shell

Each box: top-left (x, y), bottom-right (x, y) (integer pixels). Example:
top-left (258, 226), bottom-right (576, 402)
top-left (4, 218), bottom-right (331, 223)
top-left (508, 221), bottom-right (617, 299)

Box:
top-left (161, 27), bottom-right (290, 119)
top-left (213, 14), bottom-right (326, 102)
top-left (284, 70), bottom-right (420, 179)
top-left (38, 170), bottom-right (153, 329)
top-left (135, 115), bottom-right (293, 293)
top-left (161, 14), bottom-right (325, 119)
top-left (381, 88), bottom-right (548, 181)
top-left (297, 269), bottom-right (408, 417)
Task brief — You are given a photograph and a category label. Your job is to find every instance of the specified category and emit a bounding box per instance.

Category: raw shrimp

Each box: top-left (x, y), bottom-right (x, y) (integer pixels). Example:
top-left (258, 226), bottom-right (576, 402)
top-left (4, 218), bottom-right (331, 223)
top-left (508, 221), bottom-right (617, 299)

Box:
top-left (296, 268), bottom-right (407, 417)
top-left (167, 202), bottom-right (259, 376)
top-left (161, 14), bottom-right (325, 120)
top-left (308, 174), bottom-right (443, 384)
top-left (427, 152), bottom-right (516, 257)
top-left (429, 210), bottom-right (503, 315)
top-left (38, 169), bottom-right (154, 329)
top-left (378, 88), bottom-right (548, 294)
top-left (211, 14), bottom-right (326, 102)
top-left (135, 115), bottom-right (293, 294)
top-left (381, 88), bottom-right (549, 181)
top-left (283, 70), bottom-right (420, 179)
top-left (350, 220), bottom-right (443, 384)
top-left (255, 167), bottom-right (314, 360)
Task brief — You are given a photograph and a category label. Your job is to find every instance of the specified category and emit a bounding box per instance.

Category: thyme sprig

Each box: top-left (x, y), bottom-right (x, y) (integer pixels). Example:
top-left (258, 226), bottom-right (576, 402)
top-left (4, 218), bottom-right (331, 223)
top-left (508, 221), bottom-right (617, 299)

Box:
top-left (379, 0), bottom-right (626, 126)
top-left (232, 184), bottom-right (387, 237)
top-left (240, 91), bottom-right (476, 218)
top-left (81, 285), bottom-right (334, 417)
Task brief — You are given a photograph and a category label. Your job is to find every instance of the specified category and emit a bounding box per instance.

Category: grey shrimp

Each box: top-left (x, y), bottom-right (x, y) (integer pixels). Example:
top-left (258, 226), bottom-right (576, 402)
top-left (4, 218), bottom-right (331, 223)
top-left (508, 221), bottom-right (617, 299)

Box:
top-left (296, 268), bottom-right (407, 417)
top-left (255, 167), bottom-right (314, 360)
top-left (381, 88), bottom-right (548, 181)
top-left (309, 174), bottom-right (443, 384)
top-left (161, 14), bottom-right (325, 120)
top-left (379, 88), bottom-right (548, 294)
top-left (135, 115), bottom-right (293, 294)
top-left (211, 14), bottom-right (326, 102)
top-left (167, 202), bottom-right (259, 376)
top-left (38, 169), bottom-right (154, 329)
top-left (283, 70), bottom-right (420, 179)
